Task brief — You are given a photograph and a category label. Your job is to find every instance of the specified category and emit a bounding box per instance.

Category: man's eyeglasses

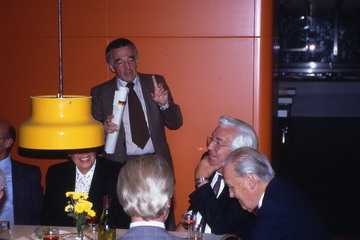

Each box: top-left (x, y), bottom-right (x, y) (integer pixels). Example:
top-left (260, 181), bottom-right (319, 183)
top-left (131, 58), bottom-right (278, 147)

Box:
top-left (0, 137), bottom-right (9, 140)
top-left (207, 136), bottom-right (231, 148)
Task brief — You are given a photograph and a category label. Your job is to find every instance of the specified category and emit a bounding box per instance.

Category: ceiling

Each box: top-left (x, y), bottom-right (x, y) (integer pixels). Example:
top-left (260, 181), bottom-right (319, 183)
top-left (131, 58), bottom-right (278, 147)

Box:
top-left (279, 0), bottom-right (360, 18)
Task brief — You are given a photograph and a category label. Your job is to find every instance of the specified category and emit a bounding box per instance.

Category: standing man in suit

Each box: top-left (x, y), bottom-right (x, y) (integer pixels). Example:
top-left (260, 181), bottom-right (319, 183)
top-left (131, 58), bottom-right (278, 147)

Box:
top-left (223, 147), bottom-right (331, 240)
top-left (117, 155), bottom-right (181, 240)
top-left (0, 120), bottom-right (44, 225)
top-left (180, 116), bottom-right (255, 238)
top-left (40, 148), bottom-right (130, 228)
top-left (90, 38), bottom-right (183, 169)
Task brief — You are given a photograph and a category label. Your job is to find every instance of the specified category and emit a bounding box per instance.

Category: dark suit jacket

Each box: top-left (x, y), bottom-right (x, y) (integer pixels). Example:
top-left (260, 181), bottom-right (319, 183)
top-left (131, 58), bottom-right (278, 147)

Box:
top-left (90, 73), bottom-right (183, 168)
top-left (119, 226), bottom-right (182, 240)
top-left (188, 173), bottom-right (255, 239)
top-left (250, 176), bottom-right (331, 240)
top-left (40, 157), bottom-right (130, 229)
top-left (11, 159), bottom-right (44, 225)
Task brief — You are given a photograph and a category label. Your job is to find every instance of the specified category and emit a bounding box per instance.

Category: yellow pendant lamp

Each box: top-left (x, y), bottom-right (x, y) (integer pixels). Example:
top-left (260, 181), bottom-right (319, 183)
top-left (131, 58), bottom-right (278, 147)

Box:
top-left (19, 0), bottom-right (104, 150)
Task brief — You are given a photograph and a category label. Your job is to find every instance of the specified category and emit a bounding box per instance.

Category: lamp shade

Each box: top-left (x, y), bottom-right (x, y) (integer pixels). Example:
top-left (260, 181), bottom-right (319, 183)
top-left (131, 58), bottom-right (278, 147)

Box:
top-left (19, 95), bottom-right (104, 150)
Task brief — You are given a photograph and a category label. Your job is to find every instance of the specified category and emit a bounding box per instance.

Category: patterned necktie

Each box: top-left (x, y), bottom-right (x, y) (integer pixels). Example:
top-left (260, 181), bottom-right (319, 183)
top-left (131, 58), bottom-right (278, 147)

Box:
top-left (212, 175), bottom-right (223, 197)
top-left (126, 82), bottom-right (150, 149)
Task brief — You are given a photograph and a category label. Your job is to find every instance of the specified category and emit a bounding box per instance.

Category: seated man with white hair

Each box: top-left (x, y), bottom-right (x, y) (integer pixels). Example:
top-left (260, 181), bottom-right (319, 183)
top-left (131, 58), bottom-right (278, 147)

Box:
top-left (223, 147), bottom-right (331, 240)
top-left (117, 155), bottom-right (181, 240)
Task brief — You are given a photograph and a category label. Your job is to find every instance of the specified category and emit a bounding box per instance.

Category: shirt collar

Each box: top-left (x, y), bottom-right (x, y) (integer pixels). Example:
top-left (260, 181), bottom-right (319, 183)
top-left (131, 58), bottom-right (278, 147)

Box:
top-left (130, 220), bottom-right (165, 229)
top-left (258, 192), bottom-right (265, 208)
top-left (75, 159), bottom-right (97, 176)
top-left (116, 74), bottom-right (139, 89)
top-left (0, 155), bottom-right (11, 168)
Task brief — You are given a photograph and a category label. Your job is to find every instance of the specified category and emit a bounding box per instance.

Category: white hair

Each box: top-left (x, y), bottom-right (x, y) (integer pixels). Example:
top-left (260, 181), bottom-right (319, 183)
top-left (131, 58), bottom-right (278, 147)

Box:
top-left (219, 115), bottom-right (258, 150)
top-left (226, 147), bottom-right (275, 182)
top-left (117, 155), bottom-right (174, 220)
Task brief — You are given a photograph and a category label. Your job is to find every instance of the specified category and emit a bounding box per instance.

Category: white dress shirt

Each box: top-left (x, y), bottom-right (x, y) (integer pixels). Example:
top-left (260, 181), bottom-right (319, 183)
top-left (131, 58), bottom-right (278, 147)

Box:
top-left (116, 75), bottom-right (155, 155)
top-left (130, 220), bottom-right (165, 229)
top-left (75, 160), bottom-right (96, 194)
top-left (0, 156), bottom-right (14, 225)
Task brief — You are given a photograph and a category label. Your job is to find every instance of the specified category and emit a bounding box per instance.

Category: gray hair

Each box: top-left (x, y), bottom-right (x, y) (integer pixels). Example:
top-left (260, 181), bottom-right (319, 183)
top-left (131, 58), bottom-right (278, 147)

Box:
top-left (105, 38), bottom-right (138, 65)
top-left (225, 147), bottom-right (275, 182)
top-left (0, 170), bottom-right (6, 191)
top-left (219, 116), bottom-right (258, 150)
top-left (117, 155), bottom-right (174, 220)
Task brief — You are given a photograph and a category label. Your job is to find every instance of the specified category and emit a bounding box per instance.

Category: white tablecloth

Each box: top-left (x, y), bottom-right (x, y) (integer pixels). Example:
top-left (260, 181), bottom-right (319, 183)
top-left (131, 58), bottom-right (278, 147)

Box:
top-left (10, 225), bottom-right (225, 240)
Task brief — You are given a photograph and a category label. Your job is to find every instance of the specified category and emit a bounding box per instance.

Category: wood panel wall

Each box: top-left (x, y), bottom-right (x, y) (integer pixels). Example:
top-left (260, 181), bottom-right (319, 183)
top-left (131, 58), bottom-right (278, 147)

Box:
top-left (0, 0), bottom-right (273, 222)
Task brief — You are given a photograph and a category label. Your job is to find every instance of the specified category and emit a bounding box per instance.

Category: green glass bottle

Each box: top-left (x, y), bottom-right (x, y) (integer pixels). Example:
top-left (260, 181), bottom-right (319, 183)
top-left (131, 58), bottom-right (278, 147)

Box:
top-left (98, 196), bottom-right (116, 240)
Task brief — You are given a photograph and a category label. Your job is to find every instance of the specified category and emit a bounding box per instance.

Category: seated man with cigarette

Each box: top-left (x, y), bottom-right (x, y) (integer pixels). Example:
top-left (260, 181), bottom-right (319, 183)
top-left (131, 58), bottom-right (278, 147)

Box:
top-left (223, 147), bottom-right (331, 240)
top-left (178, 116), bottom-right (256, 238)
top-left (117, 155), bottom-right (181, 240)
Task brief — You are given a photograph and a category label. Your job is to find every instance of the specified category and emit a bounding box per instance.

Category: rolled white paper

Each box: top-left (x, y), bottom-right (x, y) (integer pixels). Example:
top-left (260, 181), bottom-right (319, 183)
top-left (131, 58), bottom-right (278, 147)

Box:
top-left (105, 87), bottom-right (129, 154)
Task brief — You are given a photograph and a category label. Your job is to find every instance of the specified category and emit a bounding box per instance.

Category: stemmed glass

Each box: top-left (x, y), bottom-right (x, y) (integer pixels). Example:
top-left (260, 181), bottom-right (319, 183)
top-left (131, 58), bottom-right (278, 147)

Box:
top-left (181, 212), bottom-right (196, 239)
top-left (42, 227), bottom-right (59, 240)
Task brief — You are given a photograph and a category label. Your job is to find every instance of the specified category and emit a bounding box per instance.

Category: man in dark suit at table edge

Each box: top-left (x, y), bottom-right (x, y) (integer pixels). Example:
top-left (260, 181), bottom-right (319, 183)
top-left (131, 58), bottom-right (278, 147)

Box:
top-left (0, 120), bottom-right (44, 225)
top-left (223, 147), bottom-right (331, 240)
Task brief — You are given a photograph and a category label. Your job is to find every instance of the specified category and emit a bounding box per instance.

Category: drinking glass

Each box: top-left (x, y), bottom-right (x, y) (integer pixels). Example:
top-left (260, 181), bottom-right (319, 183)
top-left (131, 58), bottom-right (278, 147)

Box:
top-left (181, 212), bottom-right (196, 239)
top-left (42, 227), bottom-right (59, 240)
top-left (85, 223), bottom-right (98, 240)
top-left (190, 224), bottom-right (203, 240)
top-left (0, 220), bottom-right (10, 240)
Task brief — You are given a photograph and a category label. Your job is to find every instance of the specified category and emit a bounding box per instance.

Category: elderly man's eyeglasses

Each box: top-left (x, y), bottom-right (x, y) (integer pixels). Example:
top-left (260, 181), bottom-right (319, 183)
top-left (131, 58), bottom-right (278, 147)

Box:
top-left (207, 136), bottom-right (231, 148)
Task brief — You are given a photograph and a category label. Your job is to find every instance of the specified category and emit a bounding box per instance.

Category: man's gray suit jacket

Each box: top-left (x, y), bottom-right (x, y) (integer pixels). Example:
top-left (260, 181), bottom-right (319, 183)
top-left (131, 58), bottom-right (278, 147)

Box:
top-left (91, 73), bottom-right (182, 167)
top-left (118, 226), bottom-right (182, 240)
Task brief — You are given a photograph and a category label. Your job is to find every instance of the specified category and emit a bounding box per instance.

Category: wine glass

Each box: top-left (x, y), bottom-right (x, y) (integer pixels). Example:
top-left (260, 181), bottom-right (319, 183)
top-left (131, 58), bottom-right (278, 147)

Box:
top-left (42, 227), bottom-right (59, 240)
top-left (181, 212), bottom-right (196, 239)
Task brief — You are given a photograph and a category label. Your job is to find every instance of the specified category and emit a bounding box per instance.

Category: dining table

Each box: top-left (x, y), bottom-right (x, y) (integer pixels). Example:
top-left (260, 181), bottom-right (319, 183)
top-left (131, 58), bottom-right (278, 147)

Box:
top-left (9, 225), bottom-right (226, 240)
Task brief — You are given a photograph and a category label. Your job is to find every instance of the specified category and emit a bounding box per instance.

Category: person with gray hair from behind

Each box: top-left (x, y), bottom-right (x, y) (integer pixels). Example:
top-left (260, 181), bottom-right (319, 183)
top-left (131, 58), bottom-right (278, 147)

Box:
top-left (117, 155), bottom-right (181, 240)
top-left (223, 147), bottom-right (331, 240)
top-left (179, 116), bottom-right (257, 239)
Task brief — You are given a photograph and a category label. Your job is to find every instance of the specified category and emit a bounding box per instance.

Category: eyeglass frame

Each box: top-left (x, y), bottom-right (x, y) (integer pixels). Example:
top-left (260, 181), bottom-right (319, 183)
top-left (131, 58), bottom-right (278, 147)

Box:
top-left (207, 136), bottom-right (231, 148)
top-left (0, 137), bottom-right (10, 140)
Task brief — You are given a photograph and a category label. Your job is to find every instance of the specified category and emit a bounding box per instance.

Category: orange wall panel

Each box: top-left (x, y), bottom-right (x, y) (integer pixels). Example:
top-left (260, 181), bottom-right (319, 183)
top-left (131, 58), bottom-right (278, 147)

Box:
top-left (62, 0), bottom-right (108, 37)
top-left (0, 1), bottom-right (57, 37)
top-left (108, 0), bottom-right (255, 37)
top-left (60, 38), bottom-right (109, 95)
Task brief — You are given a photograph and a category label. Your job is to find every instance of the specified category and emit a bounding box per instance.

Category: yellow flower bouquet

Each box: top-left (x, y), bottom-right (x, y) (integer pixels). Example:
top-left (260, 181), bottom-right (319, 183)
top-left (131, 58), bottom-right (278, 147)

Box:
top-left (65, 192), bottom-right (96, 240)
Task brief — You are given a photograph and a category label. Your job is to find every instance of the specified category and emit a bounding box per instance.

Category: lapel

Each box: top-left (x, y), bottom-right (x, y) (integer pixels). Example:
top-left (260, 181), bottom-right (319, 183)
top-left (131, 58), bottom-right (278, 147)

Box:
top-left (138, 74), bottom-right (155, 131)
top-left (88, 159), bottom-right (103, 199)
top-left (66, 161), bottom-right (76, 191)
top-left (105, 78), bottom-right (119, 116)
top-left (11, 160), bottom-right (24, 221)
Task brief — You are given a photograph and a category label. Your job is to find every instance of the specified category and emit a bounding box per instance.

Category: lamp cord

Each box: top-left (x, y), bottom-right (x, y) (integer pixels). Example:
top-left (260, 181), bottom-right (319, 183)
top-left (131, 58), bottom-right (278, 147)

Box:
top-left (58, 0), bottom-right (63, 98)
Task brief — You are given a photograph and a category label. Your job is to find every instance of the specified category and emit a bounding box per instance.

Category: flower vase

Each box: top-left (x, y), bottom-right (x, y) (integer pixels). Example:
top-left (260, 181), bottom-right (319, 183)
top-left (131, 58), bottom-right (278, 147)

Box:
top-left (76, 225), bottom-right (91, 240)
top-left (62, 229), bottom-right (89, 240)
